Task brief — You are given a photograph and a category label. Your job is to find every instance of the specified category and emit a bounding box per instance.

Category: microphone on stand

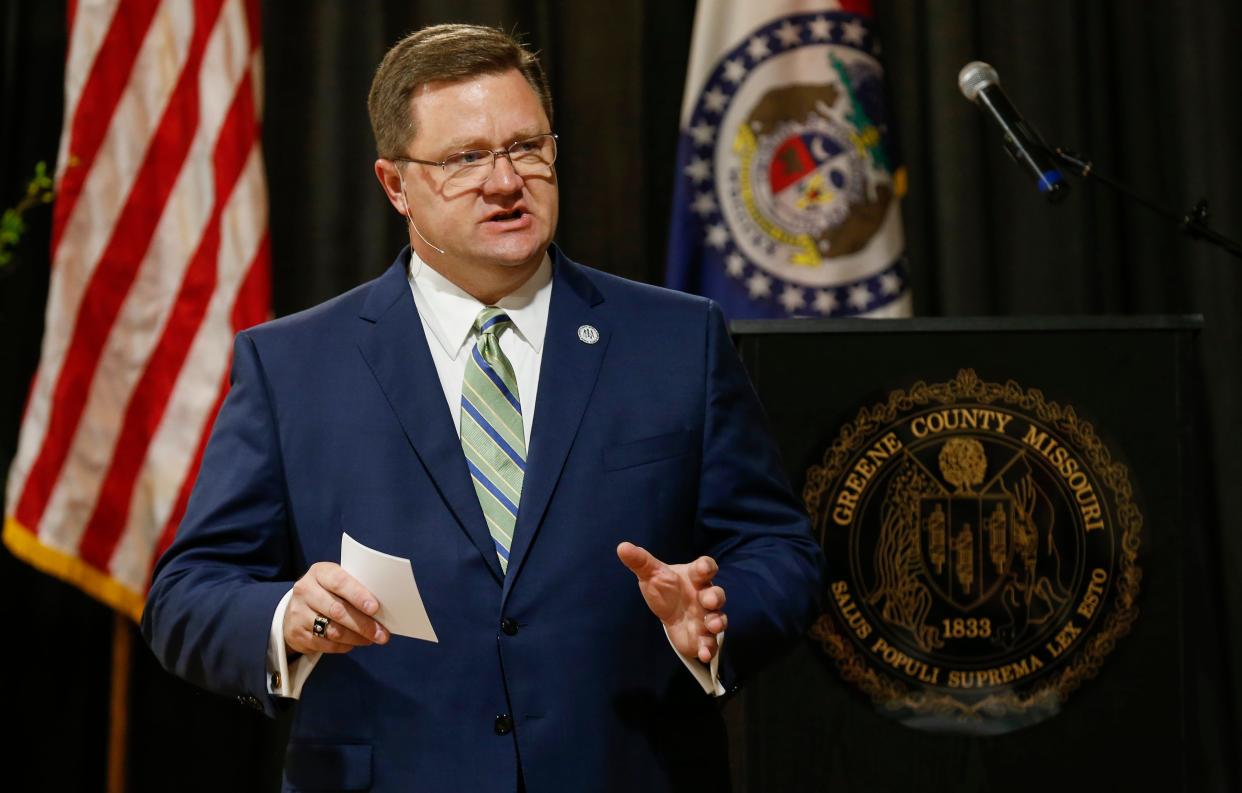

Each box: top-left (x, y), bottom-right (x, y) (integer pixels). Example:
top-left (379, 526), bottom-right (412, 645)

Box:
top-left (958, 61), bottom-right (1069, 203)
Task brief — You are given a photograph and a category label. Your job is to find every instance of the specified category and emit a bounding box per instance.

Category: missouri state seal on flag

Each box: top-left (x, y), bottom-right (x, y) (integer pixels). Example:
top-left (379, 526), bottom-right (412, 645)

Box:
top-left (667, 1), bottom-right (911, 319)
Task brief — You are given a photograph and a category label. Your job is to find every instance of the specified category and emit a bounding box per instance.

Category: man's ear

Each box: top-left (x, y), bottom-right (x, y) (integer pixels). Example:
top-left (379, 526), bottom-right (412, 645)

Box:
top-left (373, 159), bottom-right (407, 215)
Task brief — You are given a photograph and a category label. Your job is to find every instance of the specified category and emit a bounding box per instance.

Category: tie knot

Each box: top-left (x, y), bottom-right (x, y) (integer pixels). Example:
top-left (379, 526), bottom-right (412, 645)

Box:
top-left (474, 306), bottom-right (513, 337)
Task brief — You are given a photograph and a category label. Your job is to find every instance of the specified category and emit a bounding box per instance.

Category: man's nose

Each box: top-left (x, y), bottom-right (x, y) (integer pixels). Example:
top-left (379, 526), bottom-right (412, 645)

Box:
top-left (482, 152), bottom-right (523, 193)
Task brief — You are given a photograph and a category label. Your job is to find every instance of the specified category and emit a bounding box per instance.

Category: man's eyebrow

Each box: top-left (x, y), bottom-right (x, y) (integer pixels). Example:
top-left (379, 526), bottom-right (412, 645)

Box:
top-left (438, 128), bottom-right (547, 154)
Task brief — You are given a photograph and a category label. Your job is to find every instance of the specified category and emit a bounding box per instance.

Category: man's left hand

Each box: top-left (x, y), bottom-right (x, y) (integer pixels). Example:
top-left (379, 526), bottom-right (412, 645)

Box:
top-left (616, 542), bottom-right (727, 663)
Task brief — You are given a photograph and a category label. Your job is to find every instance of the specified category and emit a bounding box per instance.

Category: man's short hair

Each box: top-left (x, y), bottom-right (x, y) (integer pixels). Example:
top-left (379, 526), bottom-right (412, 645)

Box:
top-left (368, 24), bottom-right (553, 159)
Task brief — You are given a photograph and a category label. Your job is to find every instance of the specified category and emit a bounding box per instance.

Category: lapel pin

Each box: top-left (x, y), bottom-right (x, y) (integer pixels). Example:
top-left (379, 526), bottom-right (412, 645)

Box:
top-left (577, 324), bottom-right (600, 345)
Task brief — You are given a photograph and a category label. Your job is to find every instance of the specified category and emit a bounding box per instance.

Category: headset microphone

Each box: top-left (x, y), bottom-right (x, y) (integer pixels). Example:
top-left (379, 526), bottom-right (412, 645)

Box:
top-left (397, 169), bottom-right (446, 255)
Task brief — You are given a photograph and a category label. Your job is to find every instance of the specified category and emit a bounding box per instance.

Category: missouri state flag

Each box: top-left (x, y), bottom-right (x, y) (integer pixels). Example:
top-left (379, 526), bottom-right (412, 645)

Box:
top-left (667, 0), bottom-right (911, 318)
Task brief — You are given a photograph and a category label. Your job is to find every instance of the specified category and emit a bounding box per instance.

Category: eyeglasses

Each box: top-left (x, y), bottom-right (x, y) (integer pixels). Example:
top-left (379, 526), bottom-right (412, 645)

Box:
top-left (391, 133), bottom-right (558, 186)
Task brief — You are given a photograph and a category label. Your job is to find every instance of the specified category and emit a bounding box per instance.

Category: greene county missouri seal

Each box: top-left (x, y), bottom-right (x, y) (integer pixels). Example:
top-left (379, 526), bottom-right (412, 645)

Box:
top-left (804, 370), bottom-right (1142, 733)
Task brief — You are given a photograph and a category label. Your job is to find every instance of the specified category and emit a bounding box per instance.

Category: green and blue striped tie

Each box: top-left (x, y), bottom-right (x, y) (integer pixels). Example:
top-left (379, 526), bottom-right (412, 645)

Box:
top-left (460, 307), bottom-right (525, 573)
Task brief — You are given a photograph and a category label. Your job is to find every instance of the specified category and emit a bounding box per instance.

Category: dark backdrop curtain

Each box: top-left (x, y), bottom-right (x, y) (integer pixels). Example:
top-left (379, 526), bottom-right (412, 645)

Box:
top-left (2, 1), bottom-right (1237, 790)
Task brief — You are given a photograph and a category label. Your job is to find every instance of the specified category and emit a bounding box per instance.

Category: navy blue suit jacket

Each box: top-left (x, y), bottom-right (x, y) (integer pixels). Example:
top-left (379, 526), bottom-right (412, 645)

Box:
top-left (142, 247), bottom-right (823, 793)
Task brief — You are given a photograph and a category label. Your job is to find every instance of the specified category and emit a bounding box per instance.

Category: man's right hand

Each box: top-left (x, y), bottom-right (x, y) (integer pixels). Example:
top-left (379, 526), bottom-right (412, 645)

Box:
top-left (283, 562), bottom-right (390, 655)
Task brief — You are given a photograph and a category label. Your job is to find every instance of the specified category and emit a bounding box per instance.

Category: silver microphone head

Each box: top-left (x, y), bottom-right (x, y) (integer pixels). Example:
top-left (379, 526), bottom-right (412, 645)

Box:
top-left (958, 61), bottom-right (999, 102)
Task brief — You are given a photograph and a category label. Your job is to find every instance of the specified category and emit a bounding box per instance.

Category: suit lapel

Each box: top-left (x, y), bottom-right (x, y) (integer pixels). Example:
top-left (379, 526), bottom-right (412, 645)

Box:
top-left (356, 251), bottom-right (504, 584)
top-left (502, 250), bottom-right (609, 602)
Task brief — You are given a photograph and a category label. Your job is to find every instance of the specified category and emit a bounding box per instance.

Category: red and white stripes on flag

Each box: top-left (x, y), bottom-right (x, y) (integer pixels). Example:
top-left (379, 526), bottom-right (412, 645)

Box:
top-left (4, 0), bottom-right (270, 620)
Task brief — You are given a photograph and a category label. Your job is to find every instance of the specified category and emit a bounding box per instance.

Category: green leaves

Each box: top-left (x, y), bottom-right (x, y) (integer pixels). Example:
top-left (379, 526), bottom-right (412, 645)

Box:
top-left (0, 160), bottom-right (57, 270)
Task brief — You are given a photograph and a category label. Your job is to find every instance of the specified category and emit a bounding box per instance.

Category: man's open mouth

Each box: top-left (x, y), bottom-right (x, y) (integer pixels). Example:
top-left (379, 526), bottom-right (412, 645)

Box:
top-left (487, 209), bottom-right (526, 222)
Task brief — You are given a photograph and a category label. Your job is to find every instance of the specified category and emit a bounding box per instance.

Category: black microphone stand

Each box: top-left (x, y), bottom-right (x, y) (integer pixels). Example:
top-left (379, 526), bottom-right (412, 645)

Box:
top-left (1052, 148), bottom-right (1242, 261)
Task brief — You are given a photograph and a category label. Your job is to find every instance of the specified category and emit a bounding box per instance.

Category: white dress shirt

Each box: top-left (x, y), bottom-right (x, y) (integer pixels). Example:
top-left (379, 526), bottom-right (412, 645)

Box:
top-left (266, 250), bottom-right (723, 698)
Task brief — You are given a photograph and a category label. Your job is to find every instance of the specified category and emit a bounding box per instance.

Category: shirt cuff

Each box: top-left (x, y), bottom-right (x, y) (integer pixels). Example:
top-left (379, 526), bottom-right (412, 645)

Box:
top-left (266, 587), bottom-right (323, 698)
top-left (664, 625), bottom-right (726, 696)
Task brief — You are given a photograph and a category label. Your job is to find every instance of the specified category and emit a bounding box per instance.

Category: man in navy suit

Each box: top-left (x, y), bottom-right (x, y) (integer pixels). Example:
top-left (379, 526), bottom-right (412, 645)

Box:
top-left (142, 23), bottom-right (822, 793)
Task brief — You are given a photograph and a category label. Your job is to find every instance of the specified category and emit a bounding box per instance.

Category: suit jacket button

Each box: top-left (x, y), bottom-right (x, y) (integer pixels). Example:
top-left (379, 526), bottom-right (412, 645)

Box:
top-left (500, 617), bottom-right (519, 636)
top-left (494, 714), bottom-right (514, 735)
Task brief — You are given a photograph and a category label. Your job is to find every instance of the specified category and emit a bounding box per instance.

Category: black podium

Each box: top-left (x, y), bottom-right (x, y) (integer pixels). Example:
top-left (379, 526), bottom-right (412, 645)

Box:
top-left (726, 316), bottom-right (1213, 792)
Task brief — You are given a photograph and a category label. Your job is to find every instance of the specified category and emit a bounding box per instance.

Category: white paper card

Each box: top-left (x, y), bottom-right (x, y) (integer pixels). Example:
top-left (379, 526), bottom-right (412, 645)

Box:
top-left (340, 532), bottom-right (438, 643)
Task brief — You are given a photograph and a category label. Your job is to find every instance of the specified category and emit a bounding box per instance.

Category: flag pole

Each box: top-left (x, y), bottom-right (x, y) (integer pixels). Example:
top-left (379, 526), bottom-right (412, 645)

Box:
top-left (107, 612), bottom-right (132, 793)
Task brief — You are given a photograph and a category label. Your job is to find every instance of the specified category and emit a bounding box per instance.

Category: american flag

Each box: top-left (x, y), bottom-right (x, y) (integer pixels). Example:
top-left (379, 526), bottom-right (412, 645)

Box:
top-left (4, 0), bottom-right (270, 620)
